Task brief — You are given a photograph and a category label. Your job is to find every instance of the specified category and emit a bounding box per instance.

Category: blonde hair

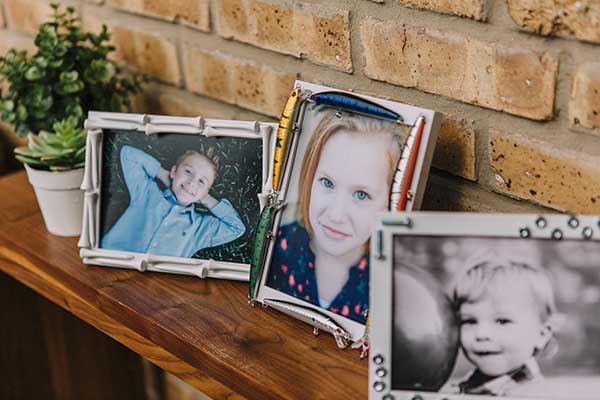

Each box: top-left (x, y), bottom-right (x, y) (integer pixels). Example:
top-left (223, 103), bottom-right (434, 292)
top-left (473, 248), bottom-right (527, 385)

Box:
top-left (297, 111), bottom-right (403, 236)
top-left (176, 145), bottom-right (220, 176)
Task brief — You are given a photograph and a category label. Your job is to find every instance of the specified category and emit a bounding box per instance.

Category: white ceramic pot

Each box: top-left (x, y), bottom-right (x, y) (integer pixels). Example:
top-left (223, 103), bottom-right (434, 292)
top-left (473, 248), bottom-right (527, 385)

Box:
top-left (24, 164), bottom-right (84, 237)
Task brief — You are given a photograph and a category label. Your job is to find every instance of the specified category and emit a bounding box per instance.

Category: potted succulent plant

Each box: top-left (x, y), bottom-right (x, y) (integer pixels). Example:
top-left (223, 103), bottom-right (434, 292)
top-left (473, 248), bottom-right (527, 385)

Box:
top-left (15, 117), bottom-right (86, 235)
top-left (0, 3), bottom-right (143, 236)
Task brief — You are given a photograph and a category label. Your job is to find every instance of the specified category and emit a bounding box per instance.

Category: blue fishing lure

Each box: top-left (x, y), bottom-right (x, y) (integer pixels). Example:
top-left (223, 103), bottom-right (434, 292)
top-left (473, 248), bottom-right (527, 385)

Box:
top-left (309, 91), bottom-right (402, 122)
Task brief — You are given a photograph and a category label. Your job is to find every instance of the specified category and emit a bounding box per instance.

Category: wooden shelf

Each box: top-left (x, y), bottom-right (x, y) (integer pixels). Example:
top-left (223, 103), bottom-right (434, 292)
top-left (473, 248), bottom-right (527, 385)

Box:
top-left (0, 171), bottom-right (367, 400)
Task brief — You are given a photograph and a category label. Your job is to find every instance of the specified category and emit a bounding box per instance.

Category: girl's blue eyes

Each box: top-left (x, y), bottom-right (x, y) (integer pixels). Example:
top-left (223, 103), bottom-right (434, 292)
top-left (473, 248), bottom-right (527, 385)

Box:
top-left (354, 191), bottom-right (370, 201)
top-left (319, 178), bottom-right (371, 201)
top-left (320, 177), bottom-right (334, 189)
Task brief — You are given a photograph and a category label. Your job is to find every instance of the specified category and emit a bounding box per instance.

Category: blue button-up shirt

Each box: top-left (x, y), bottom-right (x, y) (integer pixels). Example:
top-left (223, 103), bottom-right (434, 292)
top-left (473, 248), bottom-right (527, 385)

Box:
top-left (101, 145), bottom-right (245, 258)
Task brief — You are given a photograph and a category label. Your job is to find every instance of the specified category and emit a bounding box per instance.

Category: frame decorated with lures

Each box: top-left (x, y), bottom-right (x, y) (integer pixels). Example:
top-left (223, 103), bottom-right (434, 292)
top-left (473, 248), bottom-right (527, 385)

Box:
top-left (370, 212), bottom-right (600, 400)
top-left (78, 111), bottom-right (277, 281)
top-left (249, 81), bottom-right (441, 348)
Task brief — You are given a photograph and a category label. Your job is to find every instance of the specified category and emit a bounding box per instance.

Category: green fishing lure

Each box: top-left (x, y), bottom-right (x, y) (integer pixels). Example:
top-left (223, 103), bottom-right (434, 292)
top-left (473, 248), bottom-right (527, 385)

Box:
top-left (249, 200), bottom-right (278, 300)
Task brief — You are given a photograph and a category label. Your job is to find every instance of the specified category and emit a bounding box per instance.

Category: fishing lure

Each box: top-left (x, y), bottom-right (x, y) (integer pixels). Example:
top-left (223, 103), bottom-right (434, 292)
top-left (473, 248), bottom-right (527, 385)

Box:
top-left (248, 197), bottom-right (282, 300)
top-left (351, 310), bottom-right (371, 359)
top-left (309, 91), bottom-right (402, 123)
top-left (390, 115), bottom-right (426, 211)
top-left (273, 87), bottom-right (301, 192)
top-left (263, 298), bottom-right (351, 349)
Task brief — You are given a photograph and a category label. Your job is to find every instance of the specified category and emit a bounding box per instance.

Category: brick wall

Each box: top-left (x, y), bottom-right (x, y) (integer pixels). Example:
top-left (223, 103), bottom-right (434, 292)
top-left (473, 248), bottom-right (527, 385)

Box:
top-left (1, 0), bottom-right (600, 214)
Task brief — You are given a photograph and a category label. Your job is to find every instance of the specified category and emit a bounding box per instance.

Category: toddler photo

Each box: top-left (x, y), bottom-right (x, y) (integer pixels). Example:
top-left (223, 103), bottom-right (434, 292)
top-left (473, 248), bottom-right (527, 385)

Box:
top-left (391, 236), bottom-right (600, 399)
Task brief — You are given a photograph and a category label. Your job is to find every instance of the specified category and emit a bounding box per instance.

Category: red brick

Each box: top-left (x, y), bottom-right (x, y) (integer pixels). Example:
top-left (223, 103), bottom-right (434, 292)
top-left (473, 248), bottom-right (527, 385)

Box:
top-left (108, 0), bottom-right (210, 31)
top-left (182, 46), bottom-right (296, 117)
top-left (398, 0), bottom-right (486, 20)
top-left (506, 0), bottom-right (600, 44)
top-left (361, 18), bottom-right (558, 120)
top-left (489, 129), bottom-right (600, 213)
top-left (215, 0), bottom-right (351, 71)
top-left (570, 63), bottom-right (600, 130)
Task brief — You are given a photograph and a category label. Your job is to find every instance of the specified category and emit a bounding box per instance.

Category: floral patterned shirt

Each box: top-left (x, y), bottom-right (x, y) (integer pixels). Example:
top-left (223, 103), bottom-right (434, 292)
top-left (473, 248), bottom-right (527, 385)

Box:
top-left (267, 221), bottom-right (369, 324)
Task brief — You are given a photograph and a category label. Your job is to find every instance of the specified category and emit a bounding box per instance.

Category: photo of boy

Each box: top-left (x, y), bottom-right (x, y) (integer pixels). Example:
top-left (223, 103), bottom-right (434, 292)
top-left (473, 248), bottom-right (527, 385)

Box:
top-left (100, 144), bottom-right (245, 258)
top-left (447, 260), bottom-right (558, 397)
top-left (267, 110), bottom-right (404, 324)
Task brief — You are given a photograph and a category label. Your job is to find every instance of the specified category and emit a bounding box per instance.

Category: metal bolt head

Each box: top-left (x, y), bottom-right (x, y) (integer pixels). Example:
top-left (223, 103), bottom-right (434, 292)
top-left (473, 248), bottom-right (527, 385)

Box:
top-left (519, 227), bottom-right (531, 238)
top-left (373, 381), bottom-right (386, 392)
top-left (568, 216), bottom-right (580, 228)
top-left (551, 229), bottom-right (563, 240)
top-left (382, 395), bottom-right (394, 400)
top-left (373, 354), bottom-right (384, 365)
top-left (582, 227), bottom-right (593, 240)
top-left (535, 216), bottom-right (547, 229)
top-left (376, 367), bottom-right (387, 377)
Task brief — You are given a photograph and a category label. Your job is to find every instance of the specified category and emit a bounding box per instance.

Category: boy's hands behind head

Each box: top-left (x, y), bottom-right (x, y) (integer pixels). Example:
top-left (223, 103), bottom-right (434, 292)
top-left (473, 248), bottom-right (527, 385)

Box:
top-left (155, 167), bottom-right (172, 189)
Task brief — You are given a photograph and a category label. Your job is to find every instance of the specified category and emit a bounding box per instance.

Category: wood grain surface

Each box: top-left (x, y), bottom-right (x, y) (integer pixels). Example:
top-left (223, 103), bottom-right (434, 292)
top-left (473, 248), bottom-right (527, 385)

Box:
top-left (0, 171), bottom-right (368, 400)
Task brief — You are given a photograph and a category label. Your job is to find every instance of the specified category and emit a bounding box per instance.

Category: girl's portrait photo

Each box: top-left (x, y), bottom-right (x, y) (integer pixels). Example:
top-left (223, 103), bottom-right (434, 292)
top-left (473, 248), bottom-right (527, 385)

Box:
top-left (99, 129), bottom-right (263, 264)
top-left (266, 106), bottom-right (410, 324)
top-left (391, 236), bottom-right (600, 400)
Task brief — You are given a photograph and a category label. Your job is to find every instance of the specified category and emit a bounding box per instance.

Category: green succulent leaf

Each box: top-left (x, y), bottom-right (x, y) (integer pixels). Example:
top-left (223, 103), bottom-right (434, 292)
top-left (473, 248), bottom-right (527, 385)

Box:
top-left (60, 80), bottom-right (84, 94)
top-left (65, 104), bottom-right (83, 121)
top-left (31, 108), bottom-right (48, 119)
top-left (16, 104), bottom-right (28, 120)
top-left (13, 117), bottom-right (87, 169)
top-left (25, 66), bottom-right (44, 81)
top-left (48, 58), bottom-right (64, 68)
top-left (60, 70), bottom-right (78, 83)
top-left (74, 146), bottom-right (86, 159)
top-left (34, 56), bottom-right (48, 68)
top-left (15, 154), bottom-right (48, 168)
top-left (3, 111), bottom-right (16, 123)
top-left (2, 100), bottom-right (14, 112)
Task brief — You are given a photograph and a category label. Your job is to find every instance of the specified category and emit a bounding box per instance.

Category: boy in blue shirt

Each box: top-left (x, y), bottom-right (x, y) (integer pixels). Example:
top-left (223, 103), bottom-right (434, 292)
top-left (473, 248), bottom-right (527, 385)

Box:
top-left (101, 145), bottom-right (246, 258)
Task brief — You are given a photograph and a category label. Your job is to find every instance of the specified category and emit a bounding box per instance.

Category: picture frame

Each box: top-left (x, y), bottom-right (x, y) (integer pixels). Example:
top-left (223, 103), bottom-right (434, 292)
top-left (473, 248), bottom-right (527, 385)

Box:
top-left (78, 111), bottom-right (277, 281)
top-left (252, 81), bottom-right (442, 346)
top-left (370, 212), bottom-right (600, 400)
